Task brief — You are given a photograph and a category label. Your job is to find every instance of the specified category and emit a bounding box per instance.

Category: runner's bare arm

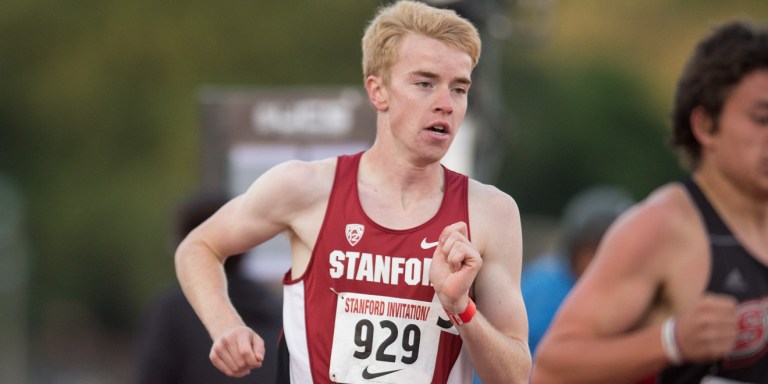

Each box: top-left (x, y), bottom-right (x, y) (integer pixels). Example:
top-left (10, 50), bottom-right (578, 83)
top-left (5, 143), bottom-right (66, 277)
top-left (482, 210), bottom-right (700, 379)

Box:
top-left (431, 182), bottom-right (531, 384)
top-left (175, 159), bottom-right (333, 377)
top-left (532, 187), bottom-right (693, 383)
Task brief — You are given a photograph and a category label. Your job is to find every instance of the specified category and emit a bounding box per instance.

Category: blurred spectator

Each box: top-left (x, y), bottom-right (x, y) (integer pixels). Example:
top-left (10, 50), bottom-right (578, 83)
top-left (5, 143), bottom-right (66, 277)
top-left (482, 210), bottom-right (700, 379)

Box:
top-left (522, 185), bottom-right (634, 354)
top-left (473, 185), bottom-right (634, 383)
top-left (135, 192), bottom-right (282, 384)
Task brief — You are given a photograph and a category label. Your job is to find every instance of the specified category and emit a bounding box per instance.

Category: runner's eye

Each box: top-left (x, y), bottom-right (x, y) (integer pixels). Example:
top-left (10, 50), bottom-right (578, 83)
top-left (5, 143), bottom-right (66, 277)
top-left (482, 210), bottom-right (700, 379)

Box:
top-left (751, 114), bottom-right (768, 126)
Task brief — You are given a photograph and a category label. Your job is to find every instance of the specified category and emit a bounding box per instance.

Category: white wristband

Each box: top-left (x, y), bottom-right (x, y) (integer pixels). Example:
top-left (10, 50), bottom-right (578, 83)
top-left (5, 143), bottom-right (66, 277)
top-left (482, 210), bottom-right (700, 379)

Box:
top-left (661, 317), bottom-right (683, 365)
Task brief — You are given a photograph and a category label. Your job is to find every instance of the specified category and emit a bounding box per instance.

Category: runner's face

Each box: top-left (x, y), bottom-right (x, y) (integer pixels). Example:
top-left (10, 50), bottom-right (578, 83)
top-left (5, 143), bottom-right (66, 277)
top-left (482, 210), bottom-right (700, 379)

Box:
top-left (383, 34), bottom-right (473, 164)
top-left (710, 69), bottom-right (768, 198)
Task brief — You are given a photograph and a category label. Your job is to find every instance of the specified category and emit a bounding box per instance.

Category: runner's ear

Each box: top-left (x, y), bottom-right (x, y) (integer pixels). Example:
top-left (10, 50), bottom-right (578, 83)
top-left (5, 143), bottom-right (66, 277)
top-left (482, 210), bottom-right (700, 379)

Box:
top-left (690, 106), bottom-right (716, 145)
top-left (365, 75), bottom-right (388, 112)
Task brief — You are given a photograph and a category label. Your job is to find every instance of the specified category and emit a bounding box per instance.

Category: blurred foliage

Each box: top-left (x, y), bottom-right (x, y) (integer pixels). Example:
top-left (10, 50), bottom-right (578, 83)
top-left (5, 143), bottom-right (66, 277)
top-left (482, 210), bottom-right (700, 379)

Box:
top-left (1, 0), bottom-right (768, 352)
top-left (493, 0), bottom-right (768, 216)
top-left (497, 58), bottom-right (684, 216)
top-left (0, 0), bottom-right (380, 335)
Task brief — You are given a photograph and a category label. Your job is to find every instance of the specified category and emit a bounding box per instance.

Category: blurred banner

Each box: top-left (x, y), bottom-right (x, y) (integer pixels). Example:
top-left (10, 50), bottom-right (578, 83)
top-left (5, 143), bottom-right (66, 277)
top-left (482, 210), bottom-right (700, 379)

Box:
top-left (199, 87), bottom-right (377, 284)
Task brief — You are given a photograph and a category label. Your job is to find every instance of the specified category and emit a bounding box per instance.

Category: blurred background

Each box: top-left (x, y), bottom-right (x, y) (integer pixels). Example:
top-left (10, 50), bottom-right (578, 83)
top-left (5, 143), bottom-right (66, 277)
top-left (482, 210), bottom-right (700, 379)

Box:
top-left (2, 0), bottom-right (768, 382)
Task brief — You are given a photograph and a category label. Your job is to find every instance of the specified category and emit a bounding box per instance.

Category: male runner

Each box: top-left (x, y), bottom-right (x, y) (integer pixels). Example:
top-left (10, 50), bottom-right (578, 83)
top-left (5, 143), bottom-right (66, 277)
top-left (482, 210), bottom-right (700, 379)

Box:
top-left (532, 20), bottom-right (768, 384)
top-left (175, 1), bottom-right (531, 383)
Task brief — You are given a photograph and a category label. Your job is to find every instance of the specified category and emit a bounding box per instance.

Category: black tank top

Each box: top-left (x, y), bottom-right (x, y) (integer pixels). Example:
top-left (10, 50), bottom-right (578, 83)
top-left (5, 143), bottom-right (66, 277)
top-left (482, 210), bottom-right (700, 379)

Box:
top-left (659, 178), bottom-right (768, 383)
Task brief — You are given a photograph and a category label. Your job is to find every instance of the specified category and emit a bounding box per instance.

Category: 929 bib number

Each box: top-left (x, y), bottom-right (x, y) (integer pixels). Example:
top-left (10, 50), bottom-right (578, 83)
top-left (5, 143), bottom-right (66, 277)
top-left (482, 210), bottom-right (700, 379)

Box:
top-left (329, 292), bottom-right (445, 383)
top-left (354, 319), bottom-right (421, 364)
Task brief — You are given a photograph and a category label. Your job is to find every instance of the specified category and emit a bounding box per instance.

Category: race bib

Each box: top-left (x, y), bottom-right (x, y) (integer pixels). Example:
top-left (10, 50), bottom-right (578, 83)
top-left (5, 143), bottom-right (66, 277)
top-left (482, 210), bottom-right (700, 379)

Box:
top-left (328, 292), bottom-right (455, 383)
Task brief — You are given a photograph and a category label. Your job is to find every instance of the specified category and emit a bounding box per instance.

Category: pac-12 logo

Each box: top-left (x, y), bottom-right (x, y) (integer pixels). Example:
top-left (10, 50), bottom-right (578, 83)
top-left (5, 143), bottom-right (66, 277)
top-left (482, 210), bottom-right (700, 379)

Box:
top-left (345, 224), bottom-right (364, 246)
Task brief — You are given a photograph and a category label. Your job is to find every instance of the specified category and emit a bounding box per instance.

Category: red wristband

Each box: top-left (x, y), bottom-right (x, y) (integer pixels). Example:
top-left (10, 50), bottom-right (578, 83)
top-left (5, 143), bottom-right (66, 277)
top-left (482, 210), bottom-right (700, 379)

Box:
top-left (444, 297), bottom-right (476, 326)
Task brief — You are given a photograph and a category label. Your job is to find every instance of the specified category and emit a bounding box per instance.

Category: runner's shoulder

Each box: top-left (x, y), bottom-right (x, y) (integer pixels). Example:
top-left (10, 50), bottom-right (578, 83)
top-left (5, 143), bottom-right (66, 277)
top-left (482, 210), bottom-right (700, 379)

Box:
top-left (258, 157), bottom-right (337, 191)
top-left (467, 179), bottom-right (519, 216)
top-left (630, 182), bottom-right (696, 233)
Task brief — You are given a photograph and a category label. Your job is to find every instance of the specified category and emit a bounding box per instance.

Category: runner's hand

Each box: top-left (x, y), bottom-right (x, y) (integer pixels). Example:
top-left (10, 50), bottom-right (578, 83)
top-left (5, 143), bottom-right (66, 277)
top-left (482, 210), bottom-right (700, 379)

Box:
top-left (209, 326), bottom-right (265, 377)
top-left (429, 221), bottom-right (482, 313)
top-left (675, 293), bottom-right (738, 362)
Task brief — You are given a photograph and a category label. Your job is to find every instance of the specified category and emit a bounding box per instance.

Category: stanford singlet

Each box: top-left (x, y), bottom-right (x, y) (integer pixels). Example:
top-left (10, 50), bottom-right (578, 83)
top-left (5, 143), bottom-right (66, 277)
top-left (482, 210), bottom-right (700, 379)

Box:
top-left (278, 152), bottom-right (474, 384)
top-left (659, 178), bottom-right (768, 383)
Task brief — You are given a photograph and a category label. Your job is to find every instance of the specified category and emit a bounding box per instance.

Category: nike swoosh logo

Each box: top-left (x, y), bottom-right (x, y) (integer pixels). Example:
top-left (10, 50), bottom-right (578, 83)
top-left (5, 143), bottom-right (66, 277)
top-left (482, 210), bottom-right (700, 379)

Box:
top-left (420, 238), bottom-right (439, 249)
top-left (362, 366), bottom-right (402, 380)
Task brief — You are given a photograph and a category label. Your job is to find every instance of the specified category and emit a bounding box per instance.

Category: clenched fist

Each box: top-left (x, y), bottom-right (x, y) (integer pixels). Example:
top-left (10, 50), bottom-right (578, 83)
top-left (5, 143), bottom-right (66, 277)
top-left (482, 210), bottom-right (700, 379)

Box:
top-left (429, 222), bottom-right (482, 314)
top-left (210, 326), bottom-right (266, 377)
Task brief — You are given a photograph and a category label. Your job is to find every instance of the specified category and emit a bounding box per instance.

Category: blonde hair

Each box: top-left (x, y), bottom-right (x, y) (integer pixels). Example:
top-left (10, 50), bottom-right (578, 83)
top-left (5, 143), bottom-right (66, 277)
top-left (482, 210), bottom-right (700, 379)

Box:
top-left (361, 0), bottom-right (481, 84)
